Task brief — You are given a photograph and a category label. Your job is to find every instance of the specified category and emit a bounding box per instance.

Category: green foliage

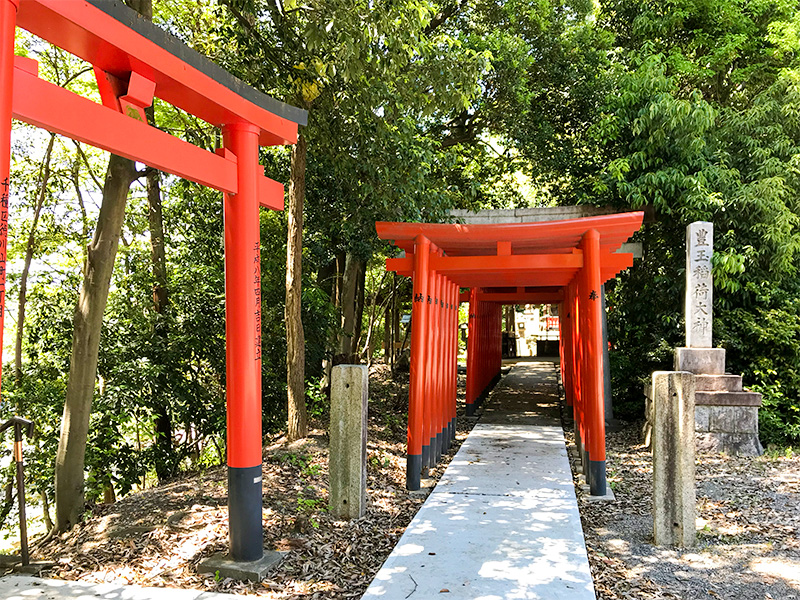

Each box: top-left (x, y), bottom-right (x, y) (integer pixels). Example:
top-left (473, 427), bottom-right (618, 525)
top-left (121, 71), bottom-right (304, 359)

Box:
top-left (7, 0), bottom-right (800, 546)
top-left (586, 0), bottom-right (800, 445)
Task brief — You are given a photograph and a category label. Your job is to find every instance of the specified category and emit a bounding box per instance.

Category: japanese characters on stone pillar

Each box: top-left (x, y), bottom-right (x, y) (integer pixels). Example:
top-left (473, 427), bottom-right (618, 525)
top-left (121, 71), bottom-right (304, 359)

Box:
top-left (686, 222), bottom-right (713, 348)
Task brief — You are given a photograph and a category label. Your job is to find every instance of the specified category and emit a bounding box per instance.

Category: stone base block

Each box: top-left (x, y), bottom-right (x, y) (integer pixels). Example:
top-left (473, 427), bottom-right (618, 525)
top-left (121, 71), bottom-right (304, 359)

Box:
top-left (696, 405), bottom-right (760, 433)
top-left (674, 347), bottom-right (726, 374)
top-left (696, 432), bottom-right (763, 456)
top-left (696, 391), bottom-right (762, 406)
top-left (695, 374), bottom-right (742, 392)
top-left (198, 551), bottom-right (285, 582)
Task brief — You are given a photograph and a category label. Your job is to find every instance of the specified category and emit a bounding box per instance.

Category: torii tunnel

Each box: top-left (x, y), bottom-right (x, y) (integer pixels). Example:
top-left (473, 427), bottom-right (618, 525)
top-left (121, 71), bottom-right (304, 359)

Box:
top-left (377, 212), bottom-right (644, 494)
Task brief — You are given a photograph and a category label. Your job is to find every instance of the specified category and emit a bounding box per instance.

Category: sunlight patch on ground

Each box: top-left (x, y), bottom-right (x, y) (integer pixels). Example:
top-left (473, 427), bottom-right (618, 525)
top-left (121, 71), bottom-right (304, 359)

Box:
top-left (750, 557), bottom-right (800, 588)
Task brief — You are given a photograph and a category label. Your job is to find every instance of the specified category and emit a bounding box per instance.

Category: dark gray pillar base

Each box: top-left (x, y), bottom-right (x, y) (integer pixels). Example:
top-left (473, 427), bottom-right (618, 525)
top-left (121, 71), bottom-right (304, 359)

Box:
top-left (421, 444), bottom-right (431, 471)
top-left (466, 403), bottom-right (476, 416)
top-left (228, 464), bottom-right (263, 562)
top-left (589, 459), bottom-right (606, 496)
top-left (198, 551), bottom-right (285, 582)
top-left (407, 454), bottom-right (422, 490)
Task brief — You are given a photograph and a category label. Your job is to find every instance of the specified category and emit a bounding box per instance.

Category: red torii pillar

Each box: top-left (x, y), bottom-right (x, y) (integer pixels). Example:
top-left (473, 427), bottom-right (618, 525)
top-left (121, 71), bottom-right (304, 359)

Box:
top-left (1, 0), bottom-right (307, 565)
top-left (222, 123), bottom-right (265, 560)
top-left (0, 0), bottom-right (16, 375)
top-left (408, 235), bottom-right (430, 490)
top-left (579, 229), bottom-right (606, 495)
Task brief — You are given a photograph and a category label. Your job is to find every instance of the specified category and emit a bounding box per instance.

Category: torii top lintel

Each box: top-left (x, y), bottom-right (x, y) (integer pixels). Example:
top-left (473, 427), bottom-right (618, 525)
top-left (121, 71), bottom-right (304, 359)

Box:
top-left (378, 211), bottom-right (644, 290)
top-left (17, 0), bottom-right (307, 146)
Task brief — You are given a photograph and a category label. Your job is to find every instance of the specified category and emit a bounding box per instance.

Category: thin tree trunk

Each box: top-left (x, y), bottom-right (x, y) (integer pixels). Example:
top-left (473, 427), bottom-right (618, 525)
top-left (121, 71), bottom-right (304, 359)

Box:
top-left (361, 271), bottom-right (389, 362)
top-left (321, 251), bottom-right (346, 394)
top-left (350, 259), bottom-right (366, 359)
top-left (144, 101), bottom-right (174, 482)
top-left (286, 133), bottom-right (308, 441)
top-left (384, 302), bottom-right (391, 360)
top-left (54, 153), bottom-right (136, 532)
top-left (72, 161), bottom-right (90, 263)
top-left (336, 252), bottom-right (359, 364)
top-left (40, 490), bottom-right (53, 532)
top-left (15, 134), bottom-right (55, 391)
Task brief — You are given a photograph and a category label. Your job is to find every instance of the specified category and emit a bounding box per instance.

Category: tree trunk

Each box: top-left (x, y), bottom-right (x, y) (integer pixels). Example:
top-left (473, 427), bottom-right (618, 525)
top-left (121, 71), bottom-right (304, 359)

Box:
top-left (286, 133), bottom-right (308, 441)
top-left (384, 302), bottom-right (391, 360)
top-left (361, 271), bottom-right (389, 364)
top-left (15, 134), bottom-right (55, 392)
top-left (40, 490), bottom-right (53, 532)
top-left (54, 153), bottom-right (136, 532)
top-left (336, 252), bottom-right (359, 364)
top-left (145, 102), bottom-right (175, 482)
top-left (321, 250), bottom-right (346, 394)
top-left (350, 259), bottom-right (366, 359)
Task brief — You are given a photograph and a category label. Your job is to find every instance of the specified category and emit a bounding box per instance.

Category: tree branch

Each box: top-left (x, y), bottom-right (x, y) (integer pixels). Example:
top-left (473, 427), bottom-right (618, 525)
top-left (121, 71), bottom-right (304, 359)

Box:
top-left (424, 1), bottom-right (464, 35)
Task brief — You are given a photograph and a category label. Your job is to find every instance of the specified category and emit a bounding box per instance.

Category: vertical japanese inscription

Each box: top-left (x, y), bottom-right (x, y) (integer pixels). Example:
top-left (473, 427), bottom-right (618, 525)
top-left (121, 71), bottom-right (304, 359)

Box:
top-left (254, 242), bottom-right (261, 361)
top-left (0, 176), bottom-right (8, 318)
top-left (686, 221), bottom-right (713, 347)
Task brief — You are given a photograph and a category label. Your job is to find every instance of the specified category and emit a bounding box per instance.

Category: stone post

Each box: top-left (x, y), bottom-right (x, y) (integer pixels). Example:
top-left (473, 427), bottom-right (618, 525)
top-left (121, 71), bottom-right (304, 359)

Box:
top-left (652, 371), bottom-right (696, 547)
top-left (329, 365), bottom-right (368, 519)
top-left (685, 221), bottom-right (713, 348)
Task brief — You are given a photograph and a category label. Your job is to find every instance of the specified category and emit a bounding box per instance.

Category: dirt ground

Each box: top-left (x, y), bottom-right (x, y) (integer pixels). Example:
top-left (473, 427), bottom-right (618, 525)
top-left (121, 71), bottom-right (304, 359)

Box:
top-left (24, 364), bottom-right (476, 599)
top-left (15, 363), bottom-right (800, 599)
top-left (574, 424), bottom-right (800, 600)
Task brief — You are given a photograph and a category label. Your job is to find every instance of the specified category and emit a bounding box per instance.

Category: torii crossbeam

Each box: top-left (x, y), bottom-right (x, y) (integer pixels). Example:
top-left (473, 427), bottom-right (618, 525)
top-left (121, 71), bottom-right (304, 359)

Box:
top-left (377, 212), bottom-right (644, 495)
top-left (1, 0), bottom-right (307, 565)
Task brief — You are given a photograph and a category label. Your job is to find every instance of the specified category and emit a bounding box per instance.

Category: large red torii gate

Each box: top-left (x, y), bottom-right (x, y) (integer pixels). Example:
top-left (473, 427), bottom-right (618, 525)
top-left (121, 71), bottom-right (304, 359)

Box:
top-left (1, 0), bottom-right (307, 565)
top-left (377, 212), bottom-right (644, 495)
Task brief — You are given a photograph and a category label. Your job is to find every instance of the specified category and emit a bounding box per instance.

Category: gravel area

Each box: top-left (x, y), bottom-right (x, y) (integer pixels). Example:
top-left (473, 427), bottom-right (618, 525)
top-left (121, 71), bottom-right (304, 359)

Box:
top-left (572, 422), bottom-right (800, 600)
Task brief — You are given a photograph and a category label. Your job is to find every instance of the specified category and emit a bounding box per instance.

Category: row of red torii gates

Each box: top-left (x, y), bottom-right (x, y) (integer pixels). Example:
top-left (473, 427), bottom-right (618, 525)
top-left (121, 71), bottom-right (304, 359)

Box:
top-left (377, 212), bottom-right (644, 495)
top-left (1, 0), bottom-right (644, 567)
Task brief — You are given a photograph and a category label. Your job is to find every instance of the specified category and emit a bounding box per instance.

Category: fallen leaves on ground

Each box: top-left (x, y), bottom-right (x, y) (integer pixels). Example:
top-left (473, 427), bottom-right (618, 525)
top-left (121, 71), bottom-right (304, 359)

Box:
top-left (569, 422), bottom-right (800, 600)
top-left (27, 364), bottom-right (475, 599)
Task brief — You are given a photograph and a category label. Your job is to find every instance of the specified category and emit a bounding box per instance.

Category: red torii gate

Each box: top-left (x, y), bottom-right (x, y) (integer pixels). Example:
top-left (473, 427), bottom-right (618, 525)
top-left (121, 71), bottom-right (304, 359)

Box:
top-left (377, 212), bottom-right (644, 495)
top-left (1, 0), bottom-right (306, 564)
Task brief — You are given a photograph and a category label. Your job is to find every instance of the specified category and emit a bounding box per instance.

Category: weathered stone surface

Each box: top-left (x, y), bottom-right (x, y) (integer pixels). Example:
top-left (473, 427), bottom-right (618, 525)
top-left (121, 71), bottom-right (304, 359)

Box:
top-left (685, 221), bottom-right (714, 347)
top-left (709, 406), bottom-right (737, 433)
top-left (674, 347), bottom-right (726, 374)
top-left (450, 205), bottom-right (622, 224)
top-left (695, 374), bottom-right (742, 392)
top-left (198, 551), bottom-right (285, 581)
top-left (695, 405), bottom-right (710, 433)
top-left (696, 432), bottom-right (724, 453)
top-left (726, 433), bottom-right (764, 456)
top-left (707, 406), bottom-right (759, 434)
top-left (329, 365), bottom-right (368, 519)
top-left (696, 432), bottom-right (763, 456)
top-left (652, 371), bottom-right (696, 547)
top-left (732, 407), bottom-right (759, 433)
top-left (695, 391), bottom-right (762, 406)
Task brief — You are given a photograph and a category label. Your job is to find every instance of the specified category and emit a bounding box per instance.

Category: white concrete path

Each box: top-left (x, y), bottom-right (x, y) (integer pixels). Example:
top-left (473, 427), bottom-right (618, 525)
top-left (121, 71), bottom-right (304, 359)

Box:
top-left (362, 362), bottom-right (595, 600)
top-left (0, 575), bottom-right (236, 600)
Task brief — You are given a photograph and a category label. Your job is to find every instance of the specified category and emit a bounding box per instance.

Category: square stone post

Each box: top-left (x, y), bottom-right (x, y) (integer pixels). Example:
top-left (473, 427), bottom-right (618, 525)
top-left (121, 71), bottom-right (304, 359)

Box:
top-left (652, 371), bottom-right (696, 547)
top-left (330, 365), bottom-right (368, 519)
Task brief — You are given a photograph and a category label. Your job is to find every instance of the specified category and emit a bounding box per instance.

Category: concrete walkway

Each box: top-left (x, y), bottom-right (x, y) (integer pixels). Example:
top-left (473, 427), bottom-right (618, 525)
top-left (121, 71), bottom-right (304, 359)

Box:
top-left (0, 575), bottom-right (237, 600)
top-left (363, 361), bottom-right (596, 600)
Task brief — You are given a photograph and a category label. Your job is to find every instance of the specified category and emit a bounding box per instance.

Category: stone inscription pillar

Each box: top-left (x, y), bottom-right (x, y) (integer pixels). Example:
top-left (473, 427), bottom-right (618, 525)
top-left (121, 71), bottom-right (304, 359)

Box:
top-left (685, 221), bottom-right (713, 348)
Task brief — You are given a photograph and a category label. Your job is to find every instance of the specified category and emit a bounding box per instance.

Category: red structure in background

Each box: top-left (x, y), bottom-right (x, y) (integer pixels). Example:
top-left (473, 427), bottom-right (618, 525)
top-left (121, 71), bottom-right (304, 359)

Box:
top-left (1, 0), bottom-right (306, 562)
top-left (377, 213), bottom-right (643, 494)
